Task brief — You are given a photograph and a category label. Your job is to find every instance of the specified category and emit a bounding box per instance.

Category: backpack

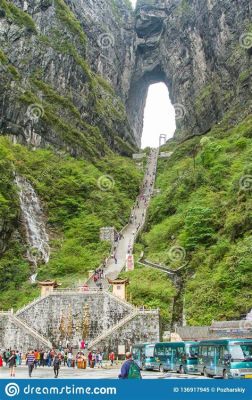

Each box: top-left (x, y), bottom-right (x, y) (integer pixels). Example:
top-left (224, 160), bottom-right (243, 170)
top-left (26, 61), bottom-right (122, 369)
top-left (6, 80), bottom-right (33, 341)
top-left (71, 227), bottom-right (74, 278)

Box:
top-left (128, 361), bottom-right (141, 379)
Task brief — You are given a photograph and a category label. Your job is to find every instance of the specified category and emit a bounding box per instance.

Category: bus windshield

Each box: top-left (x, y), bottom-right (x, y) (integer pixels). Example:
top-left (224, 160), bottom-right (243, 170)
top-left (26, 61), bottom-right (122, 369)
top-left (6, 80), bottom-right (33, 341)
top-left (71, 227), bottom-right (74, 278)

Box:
top-left (230, 344), bottom-right (252, 361)
top-left (145, 345), bottom-right (155, 358)
top-left (186, 345), bottom-right (198, 359)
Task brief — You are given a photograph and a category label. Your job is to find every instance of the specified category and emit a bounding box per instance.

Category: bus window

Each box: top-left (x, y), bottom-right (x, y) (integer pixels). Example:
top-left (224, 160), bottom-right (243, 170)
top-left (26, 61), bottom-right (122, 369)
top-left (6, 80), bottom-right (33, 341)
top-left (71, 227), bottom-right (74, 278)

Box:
top-left (156, 345), bottom-right (165, 356)
top-left (132, 348), bottom-right (140, 358)
top-left (218, 346), bottom-right (228, 361)
top-left (177, 347), bottom-right (186, 360)
top-left (230, 343), bottom-right (252, 361)
top-left (145, 345), bottom-right (155, 358)
top-left (165, 347), bottom-right (172, 357)
top-left (187, 346), bottom-right (198, 359)
top-left (208, 346), bottom-right (215, 358)
top-left (201, 346), bottom-right (207, 357)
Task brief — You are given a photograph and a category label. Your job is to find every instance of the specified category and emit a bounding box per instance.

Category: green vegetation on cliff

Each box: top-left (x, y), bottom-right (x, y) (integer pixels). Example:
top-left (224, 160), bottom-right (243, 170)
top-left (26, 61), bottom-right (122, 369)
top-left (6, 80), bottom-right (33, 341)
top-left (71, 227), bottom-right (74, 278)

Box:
top-left (0, 0), bottom-right (37, 32)
top-left (122, 261), bottom-right (176, 327)
top-left (134, 113), bottom-right (252, 326)
top-left (0, 0), bottom-right (136, 159)
top-left (0, 138), bottom-right (142, 310)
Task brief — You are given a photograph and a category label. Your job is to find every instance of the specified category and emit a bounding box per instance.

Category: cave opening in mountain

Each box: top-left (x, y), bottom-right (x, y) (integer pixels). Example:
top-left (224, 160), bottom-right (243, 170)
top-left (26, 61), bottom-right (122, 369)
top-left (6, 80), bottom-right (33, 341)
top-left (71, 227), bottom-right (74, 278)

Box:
top-left (126, 66), bottom-right (177, 149)
top-left (141, 83), bottom-right (176, 149)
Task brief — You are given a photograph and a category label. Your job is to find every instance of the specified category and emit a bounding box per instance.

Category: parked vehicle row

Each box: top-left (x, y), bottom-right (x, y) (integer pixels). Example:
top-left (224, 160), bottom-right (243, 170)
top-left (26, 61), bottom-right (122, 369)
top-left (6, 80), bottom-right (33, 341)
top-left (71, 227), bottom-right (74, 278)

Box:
top-left (132, 339), bottom-right (252, 379)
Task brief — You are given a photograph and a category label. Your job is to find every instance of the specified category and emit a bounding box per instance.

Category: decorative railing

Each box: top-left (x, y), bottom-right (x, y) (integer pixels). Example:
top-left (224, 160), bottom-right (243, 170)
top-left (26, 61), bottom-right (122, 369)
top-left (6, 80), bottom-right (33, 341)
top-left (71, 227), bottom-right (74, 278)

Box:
top-left (11, 314), bottom-right (52, 348)
top-left (16, 296), bottom-right (46, 316)
top-left (88, 308), bottom-right (159, 349)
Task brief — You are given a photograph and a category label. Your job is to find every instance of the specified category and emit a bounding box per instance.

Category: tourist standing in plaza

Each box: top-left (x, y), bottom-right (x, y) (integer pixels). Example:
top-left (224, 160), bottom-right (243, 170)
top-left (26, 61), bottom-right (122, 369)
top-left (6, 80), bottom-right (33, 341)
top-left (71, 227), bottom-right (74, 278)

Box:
top-left (109, 351), bottom-right (115, 366)
top-left (3, 349), bottom-right (10, 366)
top-left (8, 350), bottom-right (17, 377)
top-left (53, 354), bottom-right (60, 378)
top-left (43, 351), bottom-right (48, 366)
top-left (67, 350), bottom-right (73, 368)
top-left (88, 351), bottom-right (92, 367)
top-left (91, 351), bottom-right (96, 368)
top-left (26, 350), bottom-right (35, 378)
top-left (98, 352), bottom-right (103, 368)
top-left (34, 349), bottom-right (39, 368)
top-left (15, 350), bottom-right (20, 366)
top-left (118, 352), bottom-right (141, 379)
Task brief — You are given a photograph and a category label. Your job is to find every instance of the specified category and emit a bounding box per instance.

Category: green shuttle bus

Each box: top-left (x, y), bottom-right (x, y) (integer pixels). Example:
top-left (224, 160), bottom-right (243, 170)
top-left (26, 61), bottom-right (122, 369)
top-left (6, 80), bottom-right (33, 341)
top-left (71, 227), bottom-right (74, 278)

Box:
top-left (198, 339), bottom-right (252, 379)
top-left (134, 341), bottom-right (199, 374)
top-left (132, 343), bottom-right (150, 370)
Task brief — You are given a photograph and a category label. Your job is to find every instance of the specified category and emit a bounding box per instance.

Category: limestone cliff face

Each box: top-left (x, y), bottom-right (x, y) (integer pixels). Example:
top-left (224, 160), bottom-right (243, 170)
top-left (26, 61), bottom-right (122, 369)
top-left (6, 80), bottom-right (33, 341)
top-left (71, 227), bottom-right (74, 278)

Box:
top-left (0, 0), bottom-right (251, 151)
top-left (128, 0), bottom-right (252, 143)
top-left (0, 0), bottom-right (136, 156)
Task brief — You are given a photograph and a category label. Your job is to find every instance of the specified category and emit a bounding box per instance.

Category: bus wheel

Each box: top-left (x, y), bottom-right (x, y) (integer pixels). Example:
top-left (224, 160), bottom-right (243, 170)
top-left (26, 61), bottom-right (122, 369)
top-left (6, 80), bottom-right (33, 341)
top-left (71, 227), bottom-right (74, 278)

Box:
top-left (179, 366), bottom-right (185, 374)
top-left (223, 370), bottom-right (228, 379)
top-left (159, 365), bottom-right (164, 373)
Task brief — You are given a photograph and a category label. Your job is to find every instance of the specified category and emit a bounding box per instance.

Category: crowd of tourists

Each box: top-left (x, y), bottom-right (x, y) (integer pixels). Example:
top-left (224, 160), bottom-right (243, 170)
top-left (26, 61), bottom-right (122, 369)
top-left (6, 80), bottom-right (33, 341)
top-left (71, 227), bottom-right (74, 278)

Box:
top-left (0, 347), bottom-right (111, 378)
top-left (0, 348), bottom-right (141, 379)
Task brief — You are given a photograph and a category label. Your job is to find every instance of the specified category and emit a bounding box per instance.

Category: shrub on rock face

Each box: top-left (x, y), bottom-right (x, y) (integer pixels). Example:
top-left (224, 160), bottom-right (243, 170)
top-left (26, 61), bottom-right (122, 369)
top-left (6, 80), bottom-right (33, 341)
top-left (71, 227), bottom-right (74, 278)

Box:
top-left (182, 206), bottom-right (216, 250)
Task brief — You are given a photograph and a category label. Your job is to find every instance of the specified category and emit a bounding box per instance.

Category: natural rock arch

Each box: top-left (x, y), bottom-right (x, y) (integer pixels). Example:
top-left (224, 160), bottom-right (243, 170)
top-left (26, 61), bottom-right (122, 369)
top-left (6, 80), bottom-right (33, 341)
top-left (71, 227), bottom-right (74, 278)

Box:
top-left (125, 0), bottom-right (252, 146)
top-left (126, 67), bottom-right (170, 147)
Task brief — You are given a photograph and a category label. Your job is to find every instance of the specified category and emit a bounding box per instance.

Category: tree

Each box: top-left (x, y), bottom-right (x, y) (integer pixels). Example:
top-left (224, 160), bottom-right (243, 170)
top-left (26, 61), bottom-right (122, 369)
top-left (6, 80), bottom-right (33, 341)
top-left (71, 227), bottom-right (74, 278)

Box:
top-left (182, 206), bottom-right (215, 250)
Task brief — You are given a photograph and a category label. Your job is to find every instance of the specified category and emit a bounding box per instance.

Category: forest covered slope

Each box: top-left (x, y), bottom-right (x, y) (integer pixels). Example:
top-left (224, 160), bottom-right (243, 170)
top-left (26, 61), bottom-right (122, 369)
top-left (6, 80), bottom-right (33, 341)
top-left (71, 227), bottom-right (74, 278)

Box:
top-left (124, 112), bottom-right (252, 327)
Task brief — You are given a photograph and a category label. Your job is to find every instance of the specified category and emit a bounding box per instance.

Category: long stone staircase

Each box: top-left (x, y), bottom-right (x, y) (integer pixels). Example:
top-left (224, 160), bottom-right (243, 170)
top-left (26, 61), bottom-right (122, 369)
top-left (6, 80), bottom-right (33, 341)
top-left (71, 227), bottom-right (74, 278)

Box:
top-left (88, 148), bottom-right (159, 287)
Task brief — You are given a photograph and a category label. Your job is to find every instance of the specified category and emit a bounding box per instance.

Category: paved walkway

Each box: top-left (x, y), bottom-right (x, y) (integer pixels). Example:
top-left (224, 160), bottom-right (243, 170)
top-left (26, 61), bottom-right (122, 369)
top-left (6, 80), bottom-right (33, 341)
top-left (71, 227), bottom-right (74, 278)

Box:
top-left (88, 149), bottom-right (159, 288)
top-left (0, 365), bottom-right (207, 379)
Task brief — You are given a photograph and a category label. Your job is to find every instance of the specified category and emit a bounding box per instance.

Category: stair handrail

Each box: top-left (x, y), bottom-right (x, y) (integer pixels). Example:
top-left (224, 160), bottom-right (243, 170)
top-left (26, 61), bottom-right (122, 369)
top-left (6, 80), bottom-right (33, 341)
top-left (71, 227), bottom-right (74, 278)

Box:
top-left (105, 291), bottom-right (135, 310)
top-left (88, 308), bottom-right (139, 349)
top-left (138, 255), bottom-right (188, 275)
top-left (88, 307), bottom-right (159, 349)
top-left (16, 295), bottom-right (49, 316)
top-left (10, 314), bottom-right (52, 348)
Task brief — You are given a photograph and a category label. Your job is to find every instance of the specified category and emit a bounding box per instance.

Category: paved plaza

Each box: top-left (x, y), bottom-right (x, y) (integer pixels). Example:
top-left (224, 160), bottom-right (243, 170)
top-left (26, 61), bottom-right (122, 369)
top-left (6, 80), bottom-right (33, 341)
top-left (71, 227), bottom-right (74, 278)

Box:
top-left (0, 365), bottom-right (207, 379)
